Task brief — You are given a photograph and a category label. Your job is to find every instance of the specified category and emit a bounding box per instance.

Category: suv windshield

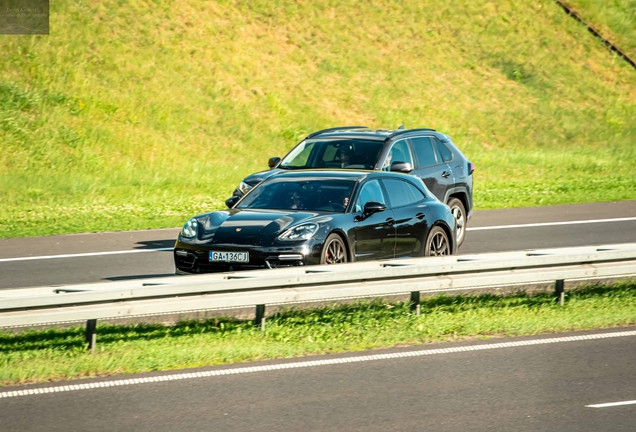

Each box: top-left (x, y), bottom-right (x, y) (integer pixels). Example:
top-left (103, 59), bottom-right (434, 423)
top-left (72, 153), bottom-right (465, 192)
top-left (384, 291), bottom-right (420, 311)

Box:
top-left (237, 179), bottom-right (355, 212)
top-left (280, 139), bottom-right (384, 170)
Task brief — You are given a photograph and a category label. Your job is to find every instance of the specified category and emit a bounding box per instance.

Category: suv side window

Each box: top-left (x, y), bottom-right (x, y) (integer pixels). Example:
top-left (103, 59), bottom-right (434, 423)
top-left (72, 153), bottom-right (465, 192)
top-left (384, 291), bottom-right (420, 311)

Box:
top-left (384, 139), bottom-right (413, 170)
top-left (355, 179), bottom-right (386, 212)
top-left (433, 138), bottom-right (454, 163)
top-left (410, 137), bottom-right (439, 168)
top-left (382, 179), bottom-right (426, 208)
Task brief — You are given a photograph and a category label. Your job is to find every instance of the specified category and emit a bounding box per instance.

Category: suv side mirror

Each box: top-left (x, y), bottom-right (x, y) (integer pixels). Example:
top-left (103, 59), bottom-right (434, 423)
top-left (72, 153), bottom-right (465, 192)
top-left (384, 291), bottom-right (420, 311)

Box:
top-left (390, 161), bottom-right (413, 173)
top-left (268, 157), bottom-right (281, 168)
top-left (225, 196), bottom-right (240, 208)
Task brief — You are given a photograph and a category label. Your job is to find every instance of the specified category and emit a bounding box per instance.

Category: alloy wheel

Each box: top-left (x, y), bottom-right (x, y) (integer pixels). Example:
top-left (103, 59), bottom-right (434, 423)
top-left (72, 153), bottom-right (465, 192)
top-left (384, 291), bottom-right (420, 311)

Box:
top-left (323, 236), bottom-right (347, 264)
top-left (427, 230), bottom-right (450, 256)
top-left (448, 198), bottom-right (466, 247)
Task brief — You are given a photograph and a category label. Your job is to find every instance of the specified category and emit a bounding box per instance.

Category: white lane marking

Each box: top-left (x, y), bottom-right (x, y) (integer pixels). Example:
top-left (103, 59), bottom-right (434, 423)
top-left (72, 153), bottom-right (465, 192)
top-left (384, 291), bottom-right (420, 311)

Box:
top-left (2, 217), bottom-right (636, 263)
top-left (586, 400), bottom-right (636, 408)
top-left (467, 217), bottom-right (636, 231)
top-left (1, 330), bottom-right (635, 399)
top-left (0, 248), bottom-right (174, 263)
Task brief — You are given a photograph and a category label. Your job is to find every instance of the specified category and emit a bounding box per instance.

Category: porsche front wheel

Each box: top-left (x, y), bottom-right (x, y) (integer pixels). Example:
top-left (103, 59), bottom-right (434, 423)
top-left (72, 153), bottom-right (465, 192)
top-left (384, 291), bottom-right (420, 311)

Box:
top-left (321, 234), bottom-right (348, 264)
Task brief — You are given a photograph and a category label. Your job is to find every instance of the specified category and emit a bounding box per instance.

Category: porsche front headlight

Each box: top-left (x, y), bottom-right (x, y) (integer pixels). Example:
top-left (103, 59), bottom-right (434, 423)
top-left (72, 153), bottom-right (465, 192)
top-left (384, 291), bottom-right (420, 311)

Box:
top-left (181, 218), bottom-right (198, 239)
top-left (238, 181), bottom-right (253, 195)
top-left (278, 223), bottom-right (319, 241)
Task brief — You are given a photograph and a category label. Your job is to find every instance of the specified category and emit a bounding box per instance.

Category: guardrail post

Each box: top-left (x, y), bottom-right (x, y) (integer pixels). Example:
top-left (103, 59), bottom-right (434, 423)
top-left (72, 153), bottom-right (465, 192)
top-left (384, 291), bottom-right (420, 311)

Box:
top-left (410, 291), bottom-right (421, 316)
top-left (85, 319), bottom-right (97, 353)
top-left (555, 280), bottom-right (565, 306)
top-left (255, 304), bottom-right (266, 330)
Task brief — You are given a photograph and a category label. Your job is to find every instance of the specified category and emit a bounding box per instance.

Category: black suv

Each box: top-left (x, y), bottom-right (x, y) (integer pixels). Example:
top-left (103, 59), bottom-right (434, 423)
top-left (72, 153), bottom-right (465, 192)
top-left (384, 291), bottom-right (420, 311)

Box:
top-left (230, 126), bottom-right (474, 246)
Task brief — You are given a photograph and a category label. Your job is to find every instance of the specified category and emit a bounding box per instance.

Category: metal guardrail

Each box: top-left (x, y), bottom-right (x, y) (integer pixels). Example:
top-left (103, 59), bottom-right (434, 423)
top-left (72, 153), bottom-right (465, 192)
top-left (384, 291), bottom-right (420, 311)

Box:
top-left (1, 243), bottom-right (636, 351)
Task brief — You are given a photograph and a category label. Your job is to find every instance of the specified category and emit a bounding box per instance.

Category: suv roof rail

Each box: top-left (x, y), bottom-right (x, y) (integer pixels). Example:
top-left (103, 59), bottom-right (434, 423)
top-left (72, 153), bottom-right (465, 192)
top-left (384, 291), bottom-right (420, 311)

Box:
top-left (387, 128), bottom-right (436, 139)
top-left (306, 126), bottom-right (369, 139)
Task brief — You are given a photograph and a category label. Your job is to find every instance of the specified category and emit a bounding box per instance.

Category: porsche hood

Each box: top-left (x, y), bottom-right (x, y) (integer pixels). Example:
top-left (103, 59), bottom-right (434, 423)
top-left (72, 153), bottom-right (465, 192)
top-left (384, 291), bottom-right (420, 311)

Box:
top-left (189, 209), bottom-right (323, 245)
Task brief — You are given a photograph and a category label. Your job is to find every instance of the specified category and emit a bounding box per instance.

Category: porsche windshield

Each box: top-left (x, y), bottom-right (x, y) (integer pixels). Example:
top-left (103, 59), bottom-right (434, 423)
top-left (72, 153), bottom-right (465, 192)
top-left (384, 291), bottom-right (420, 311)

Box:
top-left (279, 139), bottom-right (384, 170)
top-left (237, 179), bottom-right (356, 212)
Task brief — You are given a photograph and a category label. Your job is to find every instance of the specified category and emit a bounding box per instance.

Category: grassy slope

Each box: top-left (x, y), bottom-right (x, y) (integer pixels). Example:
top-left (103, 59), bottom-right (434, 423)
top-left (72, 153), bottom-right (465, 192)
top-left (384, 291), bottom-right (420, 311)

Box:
top-left (0, 0), bottom-right (634, 238)
top-left (567, 0), bottom-right (636, 58)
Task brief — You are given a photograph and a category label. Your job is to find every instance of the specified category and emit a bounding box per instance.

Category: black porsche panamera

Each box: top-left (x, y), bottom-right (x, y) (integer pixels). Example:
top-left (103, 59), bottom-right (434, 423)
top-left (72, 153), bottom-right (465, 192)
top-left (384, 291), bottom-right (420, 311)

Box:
top-left (174, 170), bottom-right (456, 273)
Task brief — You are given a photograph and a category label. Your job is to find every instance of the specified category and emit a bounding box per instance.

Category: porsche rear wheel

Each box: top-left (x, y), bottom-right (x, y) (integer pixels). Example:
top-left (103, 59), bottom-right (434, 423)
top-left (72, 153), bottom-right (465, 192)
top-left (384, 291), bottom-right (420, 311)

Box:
top-left (321, 234), bottom-right (348, 265)
top-left (424, 226), bottom-right (451, 257)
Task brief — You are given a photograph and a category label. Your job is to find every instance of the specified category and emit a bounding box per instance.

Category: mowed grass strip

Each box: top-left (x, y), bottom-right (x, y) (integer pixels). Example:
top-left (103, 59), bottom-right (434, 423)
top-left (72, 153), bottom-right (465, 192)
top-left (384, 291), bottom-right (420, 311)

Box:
top-left (0, 0), bottom-right (635, 238)
top-left (1, 280), bottom-right (635, 386)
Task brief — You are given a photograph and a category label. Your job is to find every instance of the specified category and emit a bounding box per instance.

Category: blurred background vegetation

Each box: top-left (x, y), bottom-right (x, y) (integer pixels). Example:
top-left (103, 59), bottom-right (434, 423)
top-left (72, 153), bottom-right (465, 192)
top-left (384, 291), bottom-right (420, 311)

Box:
top-left (0, 0), bottom-right (634, 238)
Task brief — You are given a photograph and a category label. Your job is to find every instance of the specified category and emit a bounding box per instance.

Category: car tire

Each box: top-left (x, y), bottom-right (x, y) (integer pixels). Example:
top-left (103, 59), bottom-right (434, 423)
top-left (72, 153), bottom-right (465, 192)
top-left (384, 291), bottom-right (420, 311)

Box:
top-left (321, 233), bottom-right (348, 264)
top-left (424, 226), bottom-right (451, 257)
top-left (447, 198), bottom-right (467, 248)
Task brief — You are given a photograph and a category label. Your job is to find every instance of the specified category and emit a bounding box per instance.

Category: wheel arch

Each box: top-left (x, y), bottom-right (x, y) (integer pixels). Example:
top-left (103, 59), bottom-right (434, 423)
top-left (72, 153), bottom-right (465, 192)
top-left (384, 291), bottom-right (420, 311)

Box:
top-left (327, 228), bottom-right (353, 262)
top-left (445, 189), bottom-right (470, 214)
top-left (430, 221), bottom-right (456, 255)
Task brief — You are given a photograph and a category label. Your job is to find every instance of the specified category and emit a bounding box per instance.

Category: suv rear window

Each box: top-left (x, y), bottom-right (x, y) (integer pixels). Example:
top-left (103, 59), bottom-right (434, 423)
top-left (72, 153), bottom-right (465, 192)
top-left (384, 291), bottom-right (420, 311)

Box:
top-left (433, 138), bottom-right (454, 162)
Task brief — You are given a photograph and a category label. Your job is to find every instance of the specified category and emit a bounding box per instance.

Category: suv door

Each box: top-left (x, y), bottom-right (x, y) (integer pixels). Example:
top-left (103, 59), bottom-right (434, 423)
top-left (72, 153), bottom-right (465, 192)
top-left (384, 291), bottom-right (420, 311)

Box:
top-left (407, 136), bottom-right (453, 202)
top-left (352, 179), bottom-right (396, 261)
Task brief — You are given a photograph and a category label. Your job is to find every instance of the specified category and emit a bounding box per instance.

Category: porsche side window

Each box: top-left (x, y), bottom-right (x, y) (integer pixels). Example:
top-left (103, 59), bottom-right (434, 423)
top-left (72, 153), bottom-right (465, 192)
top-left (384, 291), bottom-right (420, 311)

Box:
top-left (355, 180), bottom-right (386, 212)
top-left (382, 179), bottom-right (425, 208)
top-left (410, 137), bottom-right (438, 168)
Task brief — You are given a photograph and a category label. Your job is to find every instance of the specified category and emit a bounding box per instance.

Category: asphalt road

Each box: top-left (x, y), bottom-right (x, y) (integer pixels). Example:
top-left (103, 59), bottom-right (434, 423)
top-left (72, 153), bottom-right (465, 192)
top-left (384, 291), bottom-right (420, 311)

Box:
top-left (1, 201), bottom-right (635, 289)
top-left (2, 202), bottom-right (636, 431)
top-left (2, 328), bottom-right (635, 432)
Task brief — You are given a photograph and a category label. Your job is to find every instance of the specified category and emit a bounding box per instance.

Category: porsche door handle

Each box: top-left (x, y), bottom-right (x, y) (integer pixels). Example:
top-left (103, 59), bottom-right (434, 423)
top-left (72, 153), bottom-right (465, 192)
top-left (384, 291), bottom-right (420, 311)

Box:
top-left (385, 218), bottom-right (395, 226)
top-left (416, 213), bottom-right (425, 219)
top-left (441, 171), bottom-right (451, 178)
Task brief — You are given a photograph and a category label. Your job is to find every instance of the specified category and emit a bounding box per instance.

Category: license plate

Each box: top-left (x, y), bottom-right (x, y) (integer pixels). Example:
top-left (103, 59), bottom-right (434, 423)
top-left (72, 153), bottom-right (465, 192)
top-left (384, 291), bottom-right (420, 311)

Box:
top-left (209, 251), bottom-right (249, 263)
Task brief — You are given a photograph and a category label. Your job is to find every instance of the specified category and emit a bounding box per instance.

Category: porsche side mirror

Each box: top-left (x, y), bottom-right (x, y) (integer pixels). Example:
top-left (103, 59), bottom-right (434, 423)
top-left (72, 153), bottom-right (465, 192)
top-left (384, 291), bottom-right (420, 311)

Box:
top-left (268, 157), bottom-right (281, 168)
top-left (225, 196), bottom-right (240, 208)
top-left (355, 201), bottom-right (387, 222)
top-left (363, 201), bottom-right (386, 215)
top-left (390, 161), bottom-right (413, 173)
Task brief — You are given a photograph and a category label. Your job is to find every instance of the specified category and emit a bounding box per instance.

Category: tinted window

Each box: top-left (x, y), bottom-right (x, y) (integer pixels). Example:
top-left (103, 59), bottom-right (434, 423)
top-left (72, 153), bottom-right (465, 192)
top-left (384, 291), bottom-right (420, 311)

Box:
top-left (432, 140), bottom-right (444, 162)
top-left (383, 140), bottom-right (413, 170)
top-left (280, 139), bottom-right (384, 169)
top-left (281, 141), bottom-right (314, 167)
top-left (434, 138), bottom-right (453, 162)
top-left (410, 137), bottom-right (438, 168)
top-left (355, 179), bottom-right (386, 212)
top-left (238, 178), bottom-right (355, 212)
top-left (382, 179), bottom-right (426, 208)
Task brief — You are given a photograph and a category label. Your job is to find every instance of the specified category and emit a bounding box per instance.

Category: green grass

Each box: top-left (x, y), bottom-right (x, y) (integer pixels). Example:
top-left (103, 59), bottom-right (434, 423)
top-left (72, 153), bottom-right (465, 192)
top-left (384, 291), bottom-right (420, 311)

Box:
top-left (566, 0), bottom-right (636, 58)
top-left (1, 280), bottom-right (635, 386)
top-left (0, 0), bottom-right (635, 238)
